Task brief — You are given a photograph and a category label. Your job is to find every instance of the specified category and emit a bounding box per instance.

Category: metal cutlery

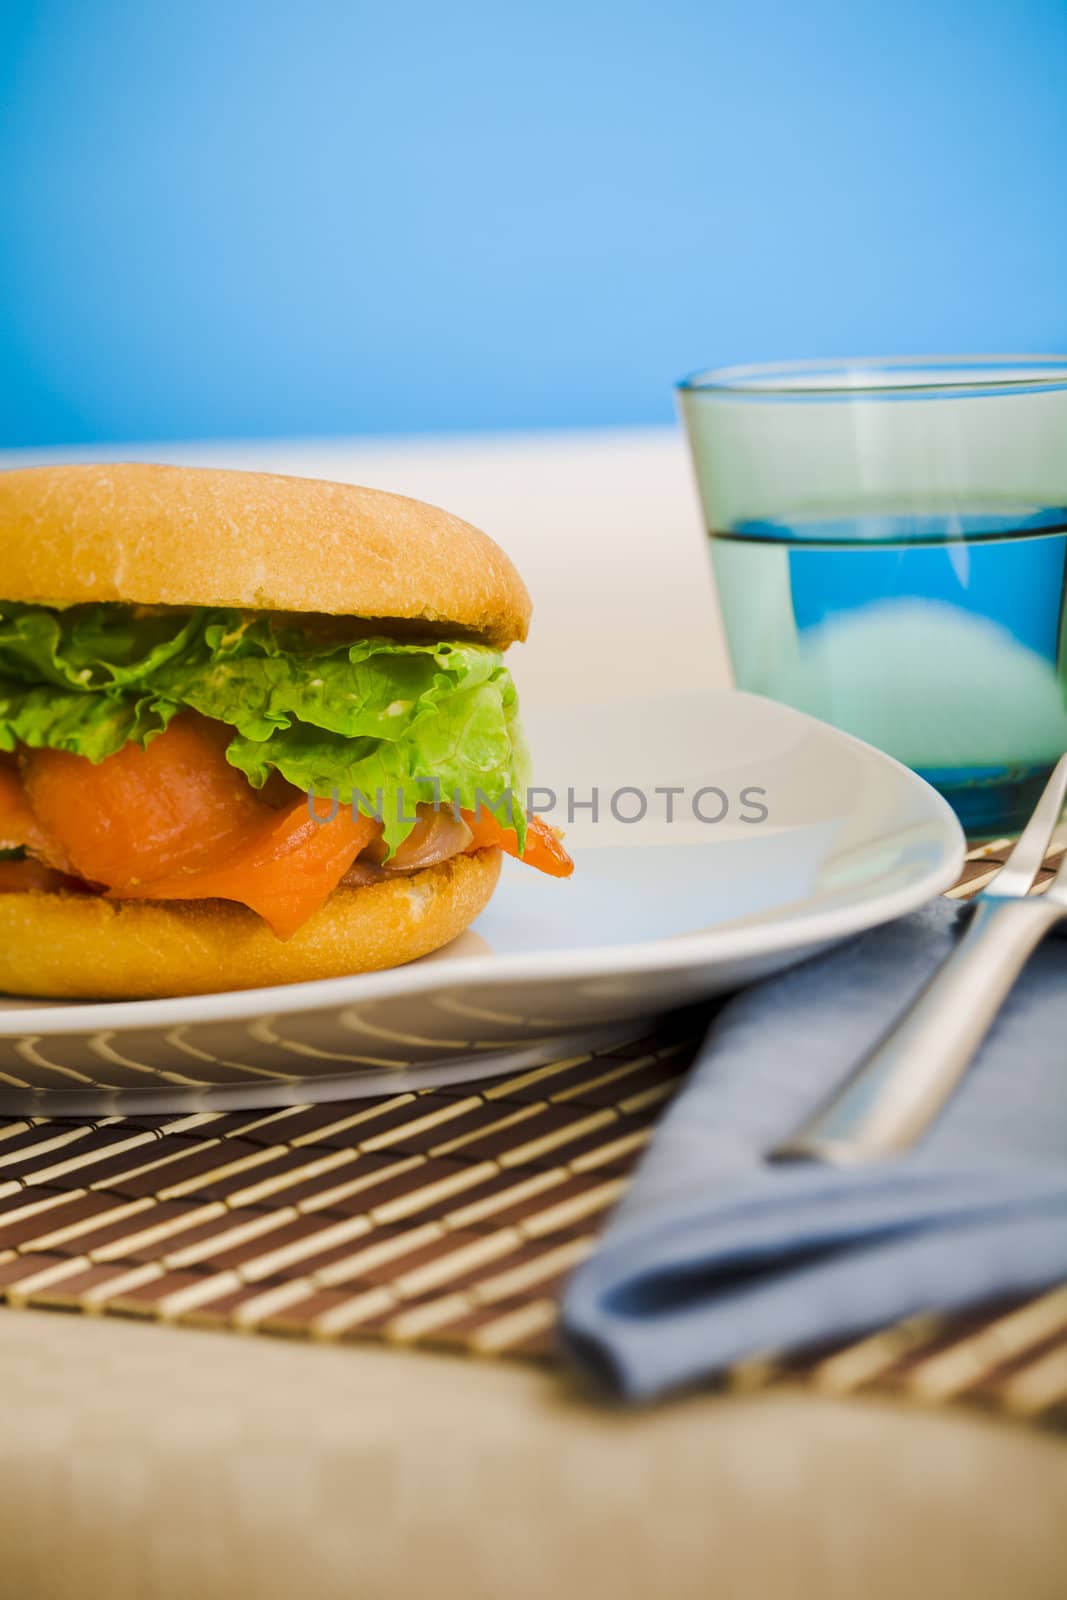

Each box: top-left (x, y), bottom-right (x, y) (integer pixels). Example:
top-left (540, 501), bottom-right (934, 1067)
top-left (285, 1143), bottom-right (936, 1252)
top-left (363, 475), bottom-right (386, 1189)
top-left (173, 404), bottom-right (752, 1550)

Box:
top-left (770, 753), bottom-right (1067, 1166)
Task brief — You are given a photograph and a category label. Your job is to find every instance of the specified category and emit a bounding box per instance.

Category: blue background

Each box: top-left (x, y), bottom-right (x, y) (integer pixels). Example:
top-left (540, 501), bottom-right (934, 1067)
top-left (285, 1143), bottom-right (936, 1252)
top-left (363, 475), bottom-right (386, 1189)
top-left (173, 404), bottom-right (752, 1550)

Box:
top-left (1, 0), bottom-right (1065, 447)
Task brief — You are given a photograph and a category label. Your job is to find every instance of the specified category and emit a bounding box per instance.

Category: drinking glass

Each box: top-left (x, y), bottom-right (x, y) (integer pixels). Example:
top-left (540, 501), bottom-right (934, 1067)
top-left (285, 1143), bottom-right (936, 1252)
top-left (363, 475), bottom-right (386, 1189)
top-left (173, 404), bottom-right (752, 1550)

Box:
top-left (678, 356), bottom-right (1067, 836)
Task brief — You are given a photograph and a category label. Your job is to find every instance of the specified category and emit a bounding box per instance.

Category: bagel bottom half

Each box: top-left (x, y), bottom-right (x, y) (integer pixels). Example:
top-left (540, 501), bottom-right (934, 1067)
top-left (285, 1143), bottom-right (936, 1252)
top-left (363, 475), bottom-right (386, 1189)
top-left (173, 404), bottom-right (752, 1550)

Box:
top-left (0, 848), bottom-right (501, 1000)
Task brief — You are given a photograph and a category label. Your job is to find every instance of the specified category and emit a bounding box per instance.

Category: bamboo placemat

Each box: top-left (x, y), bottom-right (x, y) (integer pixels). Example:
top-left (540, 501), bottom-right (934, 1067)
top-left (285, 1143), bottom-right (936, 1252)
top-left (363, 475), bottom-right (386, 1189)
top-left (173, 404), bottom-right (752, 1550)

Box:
top-left (0, 836), bottom-right (1063, 1430)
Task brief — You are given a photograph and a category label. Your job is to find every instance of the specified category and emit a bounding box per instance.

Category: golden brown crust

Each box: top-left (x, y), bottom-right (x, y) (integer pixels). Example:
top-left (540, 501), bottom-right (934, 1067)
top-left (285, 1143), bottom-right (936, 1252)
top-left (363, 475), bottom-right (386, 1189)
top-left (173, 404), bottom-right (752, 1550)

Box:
top-left (0, 849), bottom-right (501, 1000)
top-left (0, 463), bottom-right (530, 648)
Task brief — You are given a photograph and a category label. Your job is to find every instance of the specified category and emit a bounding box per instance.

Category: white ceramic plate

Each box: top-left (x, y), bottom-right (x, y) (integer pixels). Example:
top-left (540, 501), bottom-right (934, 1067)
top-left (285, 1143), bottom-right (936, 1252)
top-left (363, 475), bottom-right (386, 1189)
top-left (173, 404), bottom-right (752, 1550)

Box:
top-left (0, 690), bottom-right (964, 1113)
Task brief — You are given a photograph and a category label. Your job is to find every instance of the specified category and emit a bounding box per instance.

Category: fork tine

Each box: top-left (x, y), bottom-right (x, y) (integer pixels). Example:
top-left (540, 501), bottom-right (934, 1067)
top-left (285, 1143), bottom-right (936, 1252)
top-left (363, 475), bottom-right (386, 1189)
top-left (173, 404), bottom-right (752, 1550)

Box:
top-left (986, 753), bottom-right (1067, 899)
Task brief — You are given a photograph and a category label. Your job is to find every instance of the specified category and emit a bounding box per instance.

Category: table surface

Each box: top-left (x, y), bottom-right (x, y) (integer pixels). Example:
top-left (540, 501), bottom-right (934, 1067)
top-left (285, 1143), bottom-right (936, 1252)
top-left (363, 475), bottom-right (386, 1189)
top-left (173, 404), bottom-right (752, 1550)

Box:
top-left (1, 430), bottom-right (1065, 1600)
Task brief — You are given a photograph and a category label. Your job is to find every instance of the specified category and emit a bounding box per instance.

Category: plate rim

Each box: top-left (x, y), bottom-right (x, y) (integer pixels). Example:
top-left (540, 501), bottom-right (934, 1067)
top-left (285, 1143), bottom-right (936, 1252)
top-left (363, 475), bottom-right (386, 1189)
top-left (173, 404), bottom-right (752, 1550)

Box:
top-left (0, 698), bottom-right (967, 1035)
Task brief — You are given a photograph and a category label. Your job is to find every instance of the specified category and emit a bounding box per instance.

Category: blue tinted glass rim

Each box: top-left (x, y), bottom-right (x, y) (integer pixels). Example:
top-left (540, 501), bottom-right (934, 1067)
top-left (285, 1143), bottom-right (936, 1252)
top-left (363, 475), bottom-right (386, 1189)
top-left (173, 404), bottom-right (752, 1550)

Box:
top-left (678, 355), bottom-right (1067, 400)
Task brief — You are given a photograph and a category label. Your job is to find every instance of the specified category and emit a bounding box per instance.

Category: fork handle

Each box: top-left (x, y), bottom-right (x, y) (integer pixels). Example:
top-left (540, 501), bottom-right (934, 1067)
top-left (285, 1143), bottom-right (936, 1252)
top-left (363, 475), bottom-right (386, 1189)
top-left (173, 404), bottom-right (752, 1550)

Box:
top-left (769, 894), bottom-right (1064, 1165)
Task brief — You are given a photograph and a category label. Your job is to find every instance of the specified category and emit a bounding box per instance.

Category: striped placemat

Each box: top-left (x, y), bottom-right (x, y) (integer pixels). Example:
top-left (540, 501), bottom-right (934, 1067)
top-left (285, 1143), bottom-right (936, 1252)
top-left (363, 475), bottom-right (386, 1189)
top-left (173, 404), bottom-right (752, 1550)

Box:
top-left (0, 836), bottom-right (1062, 1429)
top-left (0, 1023), bottom-right (695, 1351)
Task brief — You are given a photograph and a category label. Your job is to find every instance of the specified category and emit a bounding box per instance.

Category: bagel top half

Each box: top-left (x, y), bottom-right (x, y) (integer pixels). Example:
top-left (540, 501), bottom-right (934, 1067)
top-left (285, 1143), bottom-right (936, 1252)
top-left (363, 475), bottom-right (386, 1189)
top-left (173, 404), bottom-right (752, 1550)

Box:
top-left (0, 462), bottom-right (531, 648)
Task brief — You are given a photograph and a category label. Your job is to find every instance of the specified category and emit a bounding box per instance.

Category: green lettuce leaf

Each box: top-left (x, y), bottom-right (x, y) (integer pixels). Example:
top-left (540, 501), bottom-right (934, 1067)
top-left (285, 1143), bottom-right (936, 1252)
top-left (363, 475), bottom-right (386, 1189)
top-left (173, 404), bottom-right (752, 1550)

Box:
top-left (0, 603), bottom-right (203, 691)
top-left (0, 678), bottom-right (178, 760)
top-left (225, 674), bottom-right (531, 853)
top-left (0, 603), bottom-right (530, 851)
top-left (151, 625), bottom-right (507, 740)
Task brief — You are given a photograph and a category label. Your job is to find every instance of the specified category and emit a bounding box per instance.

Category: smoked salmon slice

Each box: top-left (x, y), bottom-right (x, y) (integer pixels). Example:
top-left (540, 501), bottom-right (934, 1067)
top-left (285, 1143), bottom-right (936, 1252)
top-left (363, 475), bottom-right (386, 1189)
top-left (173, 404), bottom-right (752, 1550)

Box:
top-left (461, 808), bottom-right (573, 878)
top-left (19, 715), bottom-right (379, 938)
top-left (0, 755), bottom-right (42, 853)
top-left (1, 714), bottom-right (571, 937)
top-left (21, 715), bottom-right (269, 888)
top-left (110, 800), bottom-right (380, 939)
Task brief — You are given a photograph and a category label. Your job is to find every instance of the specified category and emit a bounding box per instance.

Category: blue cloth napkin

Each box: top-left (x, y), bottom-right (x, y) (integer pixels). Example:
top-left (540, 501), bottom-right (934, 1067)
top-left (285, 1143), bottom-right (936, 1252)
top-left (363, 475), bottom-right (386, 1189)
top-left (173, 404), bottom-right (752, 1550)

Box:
top-left (560, 900), bottom-right (1067, 1400)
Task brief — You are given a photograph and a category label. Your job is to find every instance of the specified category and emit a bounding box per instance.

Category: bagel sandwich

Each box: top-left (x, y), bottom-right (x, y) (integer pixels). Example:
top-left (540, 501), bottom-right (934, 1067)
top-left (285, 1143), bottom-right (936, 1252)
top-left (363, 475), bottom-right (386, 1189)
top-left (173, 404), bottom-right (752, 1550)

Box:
top-left (0, 463), bottom-right (571, 999)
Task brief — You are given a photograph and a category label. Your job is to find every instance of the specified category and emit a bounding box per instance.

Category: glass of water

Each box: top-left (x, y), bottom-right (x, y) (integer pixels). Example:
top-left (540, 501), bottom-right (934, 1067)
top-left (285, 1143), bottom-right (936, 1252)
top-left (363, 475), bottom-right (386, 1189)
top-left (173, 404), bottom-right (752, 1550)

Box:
top-left (678, 355), bottom-right (1067, 837)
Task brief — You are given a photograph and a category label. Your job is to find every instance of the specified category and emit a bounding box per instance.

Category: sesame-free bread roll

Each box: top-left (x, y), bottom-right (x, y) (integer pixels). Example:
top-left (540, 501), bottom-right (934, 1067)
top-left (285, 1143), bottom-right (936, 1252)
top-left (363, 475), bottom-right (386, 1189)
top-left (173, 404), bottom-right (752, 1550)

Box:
top-left (0, 850), bottom-right (501, 999)
top-left (0, 462), bottom-right (531, 648)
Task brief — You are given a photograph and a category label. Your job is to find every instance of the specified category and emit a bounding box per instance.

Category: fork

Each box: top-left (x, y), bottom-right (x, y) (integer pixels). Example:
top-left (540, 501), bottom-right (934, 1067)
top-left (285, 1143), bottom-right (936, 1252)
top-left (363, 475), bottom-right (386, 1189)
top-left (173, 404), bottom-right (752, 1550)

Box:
top-left (769, 753), bottom-right (1067, 1166)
